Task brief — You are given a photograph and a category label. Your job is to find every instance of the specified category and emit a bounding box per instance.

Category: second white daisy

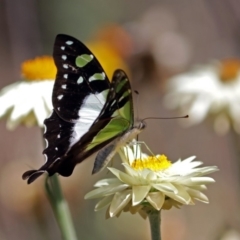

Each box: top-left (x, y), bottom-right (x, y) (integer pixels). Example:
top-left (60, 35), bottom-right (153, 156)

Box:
top-left (164, 59), bottom-right (240, 135)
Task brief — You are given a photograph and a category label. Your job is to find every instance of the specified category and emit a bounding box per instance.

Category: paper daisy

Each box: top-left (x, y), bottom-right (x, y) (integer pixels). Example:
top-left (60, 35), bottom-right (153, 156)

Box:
top-left (0, 56), bottom-right (55, 129)
top-left (85, 142), bottom-right (218, 218)
top-left (164, 59), bottom-right (240, 135)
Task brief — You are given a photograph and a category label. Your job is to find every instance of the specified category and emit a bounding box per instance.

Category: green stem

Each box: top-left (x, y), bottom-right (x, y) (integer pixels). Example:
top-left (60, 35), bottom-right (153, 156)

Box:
top-left (45, 174), bottom-right (78, 240)
top-left (147, 209), bottom-right (161, 240)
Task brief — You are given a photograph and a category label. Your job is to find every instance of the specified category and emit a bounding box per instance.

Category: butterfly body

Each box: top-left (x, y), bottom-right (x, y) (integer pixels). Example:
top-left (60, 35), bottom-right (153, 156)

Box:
top-left (22, 34), bottom-right (144, 184)
top-left (92, 121), bottom-right (145, 174)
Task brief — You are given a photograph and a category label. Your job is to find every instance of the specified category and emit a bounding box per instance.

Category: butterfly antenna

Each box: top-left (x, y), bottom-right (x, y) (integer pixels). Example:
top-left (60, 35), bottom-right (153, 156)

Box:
top-left (142, 115), bottom-right (188, 121)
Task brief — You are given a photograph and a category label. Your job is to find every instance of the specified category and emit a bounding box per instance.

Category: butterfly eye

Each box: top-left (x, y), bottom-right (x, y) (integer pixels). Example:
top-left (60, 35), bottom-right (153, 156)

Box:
top-left (140, 121), bottom-right (147, 130)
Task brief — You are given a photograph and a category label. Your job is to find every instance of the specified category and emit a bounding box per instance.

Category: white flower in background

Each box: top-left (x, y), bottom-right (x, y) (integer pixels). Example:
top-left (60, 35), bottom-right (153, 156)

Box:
top-left (219, 229), bottom-right (240, 240)
top-left (164, 59), bottom-right (240, 135)
top-left (85, 142), bottom-right (218, 218)
top-left (0, 56), bottom-right (55, 129)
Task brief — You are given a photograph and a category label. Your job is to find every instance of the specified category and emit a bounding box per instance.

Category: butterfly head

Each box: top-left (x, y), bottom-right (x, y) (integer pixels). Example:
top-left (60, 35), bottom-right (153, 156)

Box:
top-left (135, 120), bottom-right (147, 130)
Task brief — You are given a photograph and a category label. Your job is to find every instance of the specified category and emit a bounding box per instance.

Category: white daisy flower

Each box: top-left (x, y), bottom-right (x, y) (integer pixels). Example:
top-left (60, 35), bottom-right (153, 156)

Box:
top-left (0, 56), bottom-right (55, 129)
top-left (85, 142), bottom-right (218, 218)
top-left (164, 59), bottom-right (240, 135)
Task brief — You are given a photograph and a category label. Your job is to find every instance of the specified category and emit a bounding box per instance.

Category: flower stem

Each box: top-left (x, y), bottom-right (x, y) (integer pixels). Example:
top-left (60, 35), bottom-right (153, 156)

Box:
top-left (45, 174), bottom-right (78, 240)
top-left (147, 209), bottom-right (161, 240)
top-left (229, 129), bottom-right (240, 183)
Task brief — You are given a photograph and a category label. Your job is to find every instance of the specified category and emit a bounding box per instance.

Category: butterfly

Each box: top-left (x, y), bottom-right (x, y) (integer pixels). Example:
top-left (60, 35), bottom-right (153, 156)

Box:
top-left (22, 34), bottom-right (145, 184)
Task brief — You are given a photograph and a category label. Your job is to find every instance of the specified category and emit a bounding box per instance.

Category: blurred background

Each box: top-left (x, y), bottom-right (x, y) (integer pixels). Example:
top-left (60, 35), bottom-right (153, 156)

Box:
top-left (0, 0), bottom-right (240, 239)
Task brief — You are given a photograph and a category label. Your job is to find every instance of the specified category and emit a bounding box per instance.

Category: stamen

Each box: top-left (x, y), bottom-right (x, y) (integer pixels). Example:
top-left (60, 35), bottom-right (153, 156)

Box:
top-left (21, 56), bottom-right (56, 81)
top-left (131, 154), bottom-right (172, 171)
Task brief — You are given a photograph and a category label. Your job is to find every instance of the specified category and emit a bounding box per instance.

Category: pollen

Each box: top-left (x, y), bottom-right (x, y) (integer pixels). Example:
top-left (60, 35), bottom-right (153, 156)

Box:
top-left (131, 154), bottom-right (172, 171)
top-left (21, 56), bottom-right (57, 81)
top-left (219, 58), bottom-right (240, 82)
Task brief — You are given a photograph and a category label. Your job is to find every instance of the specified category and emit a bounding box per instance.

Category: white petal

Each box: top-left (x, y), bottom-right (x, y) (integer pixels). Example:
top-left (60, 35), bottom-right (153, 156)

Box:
top-left (0, 85), bottom-right (18, 116)
top-left (109, 190), bottom-right (132, 217)
top-left (95, 195), bottom-right (113, 211)
top-left (182, 177), bottom-right (215, 186)
top-left (146, 192), bottom-right (165, 210)
top-left (107, 167), bottom-right (122, 178)
top-left (133, 142), bottom-right (142, 159)
top-left (169, 157), bottom-right (210, 175)
top-left (108, 167), bottom-right (139, 185)
top-left (118, 149), bottom-right (128, 164)
top-left (146, 171), bottom-right (158, 181)
top-left (84, 183), bottom-right (128, 199)
top-left (41, 81), bottom-right (54, 109)
top-left (0, 80), bottom-right (54, 129)
top-left (94, 178), bottom-right (121, 187)
top-left (122, 163), bottom-right (139, 177)
top-left (152, 183), bottom-right (178, 194)
top-left (186, 185), bottom-right (207, 192)
top-left (187, 188), bottom-right (209, 203)
top-left (141, 168), bottom-right (153, 179)
top-left (0, 81), bottom-right (21, 94)
top-left (194, 166), bottom-right (219, 175)
top-left (33, 97), bottom-right (49, 126)
top-left (185, 95), bottom-right (211, 124)
top-left (132, 185), bottom-right (151, 205)
top-left (183, 161), bottom-right (203, 169)
top-left (184, 156), bottom-right (198, 162)
top-left (9, 96), bottom-right (33, 121)
top-left (164, 185), bottom-right (191, 204)
top-left (123, 145), bottom-right (134, 163)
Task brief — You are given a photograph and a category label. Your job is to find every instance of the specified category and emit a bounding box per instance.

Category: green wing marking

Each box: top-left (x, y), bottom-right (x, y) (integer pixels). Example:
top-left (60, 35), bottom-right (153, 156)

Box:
top-left (75, 54), bottom-right (94, 67)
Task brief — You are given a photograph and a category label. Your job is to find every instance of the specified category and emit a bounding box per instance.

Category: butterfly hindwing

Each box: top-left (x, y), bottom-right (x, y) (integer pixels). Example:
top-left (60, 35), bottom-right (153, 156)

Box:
top-left (22, 34), bottom-right (135, 184)
top-left (22, 110), bottom-right (76, 183)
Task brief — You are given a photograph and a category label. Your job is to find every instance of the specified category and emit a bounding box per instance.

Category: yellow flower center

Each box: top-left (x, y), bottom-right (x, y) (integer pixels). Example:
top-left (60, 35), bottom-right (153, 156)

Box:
top-left (131, 154), bottom-right (172, 171)
top-left (21, 56), bottom-right (57, 81)
top-left (219, 59), bottom-right (240, 82)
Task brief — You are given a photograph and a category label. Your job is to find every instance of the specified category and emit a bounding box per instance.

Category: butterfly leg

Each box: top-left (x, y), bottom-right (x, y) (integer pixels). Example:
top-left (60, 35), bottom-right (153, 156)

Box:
top-left (92, 143), bottom-right (116, 174)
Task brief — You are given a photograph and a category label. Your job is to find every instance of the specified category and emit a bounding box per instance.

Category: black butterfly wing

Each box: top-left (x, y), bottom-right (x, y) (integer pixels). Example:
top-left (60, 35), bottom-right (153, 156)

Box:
top-left (52, 34), bottom-right (110, 121)
top-left (22, 110), bottom-right (75, 182)
top-left (22, 34), bottom-right (133, 184)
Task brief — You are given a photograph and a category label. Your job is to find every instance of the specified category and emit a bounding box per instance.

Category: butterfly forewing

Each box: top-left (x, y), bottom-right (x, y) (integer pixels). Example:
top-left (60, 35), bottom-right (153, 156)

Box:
top-left (52, 34), bottom-right (110, 122)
